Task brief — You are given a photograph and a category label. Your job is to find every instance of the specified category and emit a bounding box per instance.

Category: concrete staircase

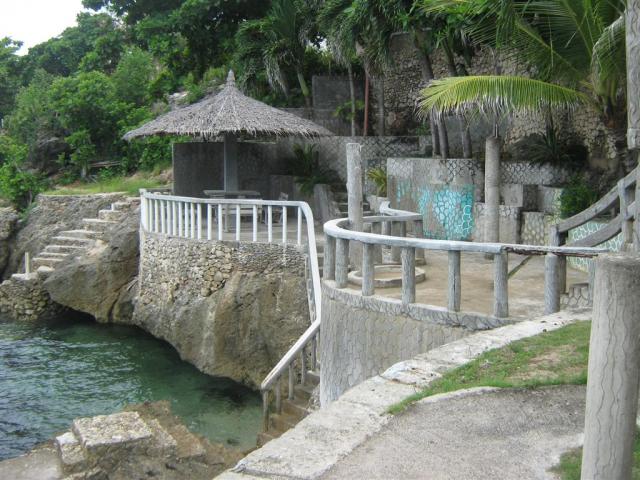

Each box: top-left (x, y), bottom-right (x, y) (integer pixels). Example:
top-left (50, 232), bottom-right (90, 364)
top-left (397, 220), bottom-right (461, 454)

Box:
top-left (257, 370), bottom-right (319, 447)
top-left (333, 191), bottom-right (374, 218)
top-left (13, 197), bottom-right (140, 281)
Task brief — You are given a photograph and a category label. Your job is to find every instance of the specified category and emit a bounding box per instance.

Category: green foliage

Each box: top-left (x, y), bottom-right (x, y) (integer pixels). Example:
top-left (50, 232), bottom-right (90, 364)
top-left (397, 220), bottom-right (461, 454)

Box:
top-left (0, 37), bottom-right (23, 119)
top-left (127, 136), bottom-right (174, 171)
top-left (64, 130), bottom-right (96, 178)
top-left (333, 99), bottom-right (365, 122)
top-left (0, 135), bottom-right (47, 209)
top-left (366, 166), bottom-right (387, 196)
top-left (388, 321), bottom-right (591, 415)
top-left (511, 125), bottom-right (588, 166)
top-left (113, 48), bottom-right (155, 106)
top-left (287, 144), bottom-right (339, 194)
top-left (559, 176), bottom-right (599, 219)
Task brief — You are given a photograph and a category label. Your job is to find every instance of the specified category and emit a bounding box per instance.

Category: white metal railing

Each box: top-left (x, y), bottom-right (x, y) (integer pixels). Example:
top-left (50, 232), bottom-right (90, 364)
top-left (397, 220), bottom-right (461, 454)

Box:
top-left (139, 189), bottom-right (321, 433)
top-left (324, 207), bottom-right (608, 319)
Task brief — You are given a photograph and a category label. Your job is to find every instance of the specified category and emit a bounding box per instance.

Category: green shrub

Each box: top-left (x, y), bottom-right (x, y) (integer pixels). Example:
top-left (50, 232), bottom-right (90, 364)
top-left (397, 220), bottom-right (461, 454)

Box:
top-left (512, 125), bottom-right (588, 167)
top-left (0, 162), bottom-right (47, 209)
top-left (560, 175), bottom-right (599, 218)
top-left (287, 144), bottom-right (339, 195)
top-left (367, 166), bottom-right (387, 196)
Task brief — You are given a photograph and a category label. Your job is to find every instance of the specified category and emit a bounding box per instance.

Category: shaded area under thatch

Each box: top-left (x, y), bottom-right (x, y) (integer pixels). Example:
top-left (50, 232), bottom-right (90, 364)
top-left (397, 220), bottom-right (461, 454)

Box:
top-left (123, 71), bottom-right (333, 141)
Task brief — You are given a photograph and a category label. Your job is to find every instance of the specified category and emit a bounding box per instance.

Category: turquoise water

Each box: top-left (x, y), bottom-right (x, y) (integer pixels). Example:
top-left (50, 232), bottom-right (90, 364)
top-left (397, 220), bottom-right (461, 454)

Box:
top-left (0, 317), bottom-right (261, 461)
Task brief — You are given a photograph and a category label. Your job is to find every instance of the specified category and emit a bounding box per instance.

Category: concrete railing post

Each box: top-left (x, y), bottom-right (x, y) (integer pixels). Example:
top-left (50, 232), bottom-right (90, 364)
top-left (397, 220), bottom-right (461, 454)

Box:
top-left (324, 235), bottom-right (336, 280)
top-left (493, 251), bottom-right (508, 318)
top-left (347, 143), bottom-right (363, 268)
top-left (335, 238), bottom-right (349, 288)
top-left (581, 253), bottom-right (640, 480)
top-left (362, 243), bottom-right (375, 296)
top-left (448, 251), bottom-right (461, 312)
top-left (401, 247), bottom-right (416, 305)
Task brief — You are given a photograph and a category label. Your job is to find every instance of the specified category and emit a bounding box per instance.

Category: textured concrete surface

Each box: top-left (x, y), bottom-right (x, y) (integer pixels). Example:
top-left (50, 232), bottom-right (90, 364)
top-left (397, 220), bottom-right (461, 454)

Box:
top-left (0, 445), bottom-right (61, 480)
top-left (220, 309), bottom-right (590, 480)
top-left (322, 386), bottom-right (585, 480)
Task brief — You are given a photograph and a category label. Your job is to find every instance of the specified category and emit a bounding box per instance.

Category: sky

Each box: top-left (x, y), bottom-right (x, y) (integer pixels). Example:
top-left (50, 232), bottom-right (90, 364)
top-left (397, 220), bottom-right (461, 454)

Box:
top-left (0, 0), bottom-right (86, 54)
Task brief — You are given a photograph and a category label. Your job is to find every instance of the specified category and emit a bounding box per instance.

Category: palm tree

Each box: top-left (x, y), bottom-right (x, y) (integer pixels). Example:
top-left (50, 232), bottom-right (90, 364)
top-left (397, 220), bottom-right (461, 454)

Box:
top-left (419, 0), bottom-right (628, 160)
top-left (234, 0), bottom-right (318, 108)
top-left (420, 76), bottom-right (587, 242)
top-left (319, 0), bottom-right (400, 136)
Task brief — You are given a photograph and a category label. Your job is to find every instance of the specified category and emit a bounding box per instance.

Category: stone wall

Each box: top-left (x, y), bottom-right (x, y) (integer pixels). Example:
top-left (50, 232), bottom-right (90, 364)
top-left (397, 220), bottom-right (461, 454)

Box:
top-left (320, 280), bottom-right (511, 405)
top-left (0, 273), bottom-right (65, 322)
top-left (381, 32), bottom-right (622, 168)
top-left (133, 231), bottom-right (311, 388)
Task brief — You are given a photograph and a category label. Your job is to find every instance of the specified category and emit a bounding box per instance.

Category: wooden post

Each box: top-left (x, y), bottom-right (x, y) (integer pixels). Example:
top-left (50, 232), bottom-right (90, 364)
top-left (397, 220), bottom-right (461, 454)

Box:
top-left (335, 238), bottom-right (349, 288)
top-left (581, 253), bottom-right (640, 480)
top-left (493, 251), bottom-right (508, 317)
top-left (484, 135), bottom-right (501, 243)
top-left (448, 250), bottom-right (461, 312)
top-left (224, 133), bottom-right (238, 191)
top-left (401, 247), bottom-right (416, 305)
top-left (347, 143), bottom-right (363, 267)
top-left (362, 243), bottom-right (375, 296)
top-left (324, 235), bottom-right (336, 280)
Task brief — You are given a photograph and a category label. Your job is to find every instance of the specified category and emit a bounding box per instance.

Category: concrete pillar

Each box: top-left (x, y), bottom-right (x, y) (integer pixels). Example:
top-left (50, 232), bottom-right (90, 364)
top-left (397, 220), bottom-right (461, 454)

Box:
top-left (581, 253), bottom-right (640, 480)
top-left (484, 135), bottom-right (501, 244)
top-left (347, 143), bottom-right (363, 267)
top-left (628, 0), bottom-right (640, 250)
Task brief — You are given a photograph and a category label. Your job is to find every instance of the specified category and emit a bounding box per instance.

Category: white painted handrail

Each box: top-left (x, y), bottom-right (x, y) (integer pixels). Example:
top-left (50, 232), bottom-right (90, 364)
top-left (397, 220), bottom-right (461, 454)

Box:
top-left (139, 189), bottom-right (322, 431)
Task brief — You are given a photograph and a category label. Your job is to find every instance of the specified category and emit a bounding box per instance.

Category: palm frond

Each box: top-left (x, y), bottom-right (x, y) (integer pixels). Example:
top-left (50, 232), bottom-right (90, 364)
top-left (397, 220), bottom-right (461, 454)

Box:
top-left (591, 13), bottom-right (625, 98)
top-left (418, 75), bottom-right (588, 121)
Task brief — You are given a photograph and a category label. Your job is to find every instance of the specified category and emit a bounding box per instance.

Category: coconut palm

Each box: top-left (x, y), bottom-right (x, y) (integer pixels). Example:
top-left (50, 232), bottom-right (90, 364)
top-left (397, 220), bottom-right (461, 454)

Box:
top-left (319, 0), bottom-right (401, 135)
top-left (420, 75), bottom-right (587, 242)
top-left (234, 0), bottom-right (318, 108)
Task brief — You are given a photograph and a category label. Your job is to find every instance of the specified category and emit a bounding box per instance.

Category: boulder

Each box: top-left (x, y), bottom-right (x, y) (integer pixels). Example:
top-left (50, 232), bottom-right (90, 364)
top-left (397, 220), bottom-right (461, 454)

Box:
top-left (43, 210), bottom-right (139, 323)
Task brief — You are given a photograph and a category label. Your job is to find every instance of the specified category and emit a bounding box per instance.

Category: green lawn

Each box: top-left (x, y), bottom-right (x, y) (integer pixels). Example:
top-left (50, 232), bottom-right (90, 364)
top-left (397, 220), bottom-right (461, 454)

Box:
top-left (387, 321), bottom-right (591, 415)
top-left (43, 175), bottom-right (167, 196)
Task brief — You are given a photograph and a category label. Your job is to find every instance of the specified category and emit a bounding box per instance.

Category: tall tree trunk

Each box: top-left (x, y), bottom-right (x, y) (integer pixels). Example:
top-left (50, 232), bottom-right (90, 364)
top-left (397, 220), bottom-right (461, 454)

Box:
top-left (375, 77), bottom-right (385, 136)
top-left (296, 69), bottom-right (312, 109)
top-left (484, 132), bottom-right (501, 243)
top-left (444, 44), bottom-right (472, 158)
top-left (438, 117), bottom-right (449, 160)
top-left (363, 74), bottom-right (370, 137)
top-left (413, 36), bottom-right (440, 156)
top-left (347, 64), bottom-right (357, 136)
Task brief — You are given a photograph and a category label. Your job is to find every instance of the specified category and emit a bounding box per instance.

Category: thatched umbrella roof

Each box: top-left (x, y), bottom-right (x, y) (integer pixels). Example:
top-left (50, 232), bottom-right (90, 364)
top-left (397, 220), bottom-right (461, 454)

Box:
top-left (123, 71), bottom-right (332, 141)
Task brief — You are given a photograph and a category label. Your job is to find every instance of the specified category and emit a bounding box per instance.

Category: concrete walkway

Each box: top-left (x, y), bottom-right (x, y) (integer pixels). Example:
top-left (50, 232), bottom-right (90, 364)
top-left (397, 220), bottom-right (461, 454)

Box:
top-left (219, 309), bottom-right (591, 480)
top-left (323, 386), bottom-right (585, 480)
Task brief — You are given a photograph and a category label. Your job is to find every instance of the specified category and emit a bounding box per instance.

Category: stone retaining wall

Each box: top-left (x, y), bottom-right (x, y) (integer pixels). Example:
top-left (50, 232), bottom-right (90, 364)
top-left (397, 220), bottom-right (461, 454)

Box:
top-left (319, 280), bottom-right (512, 405)
top-left (133, 231), bottom-right (311, 388)
top-left (0, 273), bottom-right (65, 322)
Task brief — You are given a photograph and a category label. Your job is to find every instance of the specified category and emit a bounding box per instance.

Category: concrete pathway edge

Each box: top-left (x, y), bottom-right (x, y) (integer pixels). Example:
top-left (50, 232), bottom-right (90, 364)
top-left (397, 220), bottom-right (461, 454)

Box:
top-left (216, 308), bottom-right (591, 480)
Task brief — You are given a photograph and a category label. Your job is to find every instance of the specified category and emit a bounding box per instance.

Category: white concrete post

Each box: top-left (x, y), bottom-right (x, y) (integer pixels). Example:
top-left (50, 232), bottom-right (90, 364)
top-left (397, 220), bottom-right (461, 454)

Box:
top-left (347, 143), bottom-right (363, 268)
top-left (581, 253), bottom-right (640, 480)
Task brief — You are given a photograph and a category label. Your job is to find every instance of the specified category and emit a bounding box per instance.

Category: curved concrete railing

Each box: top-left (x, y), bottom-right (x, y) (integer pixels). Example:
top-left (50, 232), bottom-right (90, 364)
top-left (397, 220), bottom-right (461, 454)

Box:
top-left (323, 213), bottom-right (608, 319)
top-left (139, 189), bottom-right (322, 431)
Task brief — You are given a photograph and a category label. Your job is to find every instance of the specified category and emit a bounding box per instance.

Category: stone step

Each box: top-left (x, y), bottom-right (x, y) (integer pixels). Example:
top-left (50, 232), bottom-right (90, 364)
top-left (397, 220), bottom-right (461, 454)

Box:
top-left (38, 251), bottom-right (70, 259)
top-left (82, 219), bottom-right (117, 232)
top-left (113, 200), bottom-right (139, 211)
top-left (36, 266), bottom-right (55, 279)
top-left (10, 272), bottom-right (36, 282)
top-left (44, 244), bottom-right (88, 254)
top-left (32, 257), bottom-right (65, 269)
top-left (282, 397), bottom-right (310, 418)
top-left (293, 384), bottom-right (315, 403)
top-left (58, 229), bottom-right (103, 240)
top-left (51, 235), bottom-right (94, 247)
top-left (269, 412), bottom-right (300, 433)
top-left (55, 431), bottom-right (88, 475)
top-left (98, 209), bottom-right (124, 222)
top-left (257, 430), bottom-right (280, 447)
top-left (305, 370), bottom-right (320, 388)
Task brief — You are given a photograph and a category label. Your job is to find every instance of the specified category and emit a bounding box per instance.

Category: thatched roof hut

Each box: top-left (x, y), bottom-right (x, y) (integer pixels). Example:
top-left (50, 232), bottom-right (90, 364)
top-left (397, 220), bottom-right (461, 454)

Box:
top-left (124, 71), bottom-right (331, 191)
top-left (124, 71), bottom-right (332, 141)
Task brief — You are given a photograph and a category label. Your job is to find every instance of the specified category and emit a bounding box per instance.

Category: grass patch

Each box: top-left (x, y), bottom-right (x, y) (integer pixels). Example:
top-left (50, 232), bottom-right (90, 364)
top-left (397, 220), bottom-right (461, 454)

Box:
top-left (387, 321), bottom-right (591, 415)
top-left (551, 430), bottom-right (640, 479)
top-left (44, 175), bottom-right (167, 196)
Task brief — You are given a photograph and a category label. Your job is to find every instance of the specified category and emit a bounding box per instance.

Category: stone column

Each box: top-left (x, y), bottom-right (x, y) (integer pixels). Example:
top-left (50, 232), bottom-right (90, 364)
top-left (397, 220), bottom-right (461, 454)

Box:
top-left (347, 143), bottom-right (363, 267)
top-left (628, 0), bottom-right (640, 250)
top-left (581, 253), bottom-right (640, 480)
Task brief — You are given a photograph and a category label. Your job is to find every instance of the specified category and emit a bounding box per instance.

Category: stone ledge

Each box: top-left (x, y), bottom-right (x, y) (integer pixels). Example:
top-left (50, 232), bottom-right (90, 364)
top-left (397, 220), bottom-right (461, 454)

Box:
top-left (220, 308), bottom-right (590, 480)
